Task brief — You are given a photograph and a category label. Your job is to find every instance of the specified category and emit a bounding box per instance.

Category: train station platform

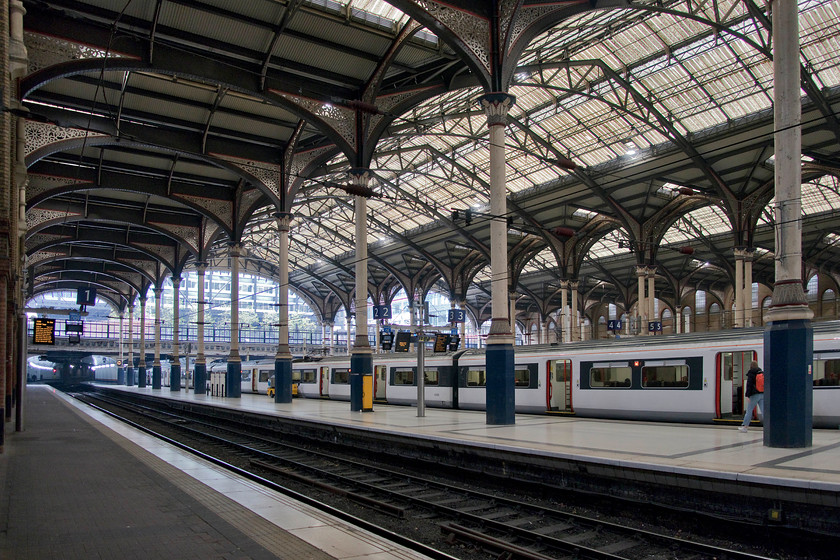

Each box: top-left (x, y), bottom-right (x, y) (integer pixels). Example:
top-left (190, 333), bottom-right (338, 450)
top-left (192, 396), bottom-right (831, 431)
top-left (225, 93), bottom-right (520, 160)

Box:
top-left (97, 384), bottom-right (840, 534)
top-left (0, 385), bottom-right (437, 560)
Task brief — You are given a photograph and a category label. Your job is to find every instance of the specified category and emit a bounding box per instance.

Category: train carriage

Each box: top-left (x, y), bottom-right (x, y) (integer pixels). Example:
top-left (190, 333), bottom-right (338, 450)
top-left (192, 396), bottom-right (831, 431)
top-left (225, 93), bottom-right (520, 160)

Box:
top-left (235, 322), bottom-right (840, 428)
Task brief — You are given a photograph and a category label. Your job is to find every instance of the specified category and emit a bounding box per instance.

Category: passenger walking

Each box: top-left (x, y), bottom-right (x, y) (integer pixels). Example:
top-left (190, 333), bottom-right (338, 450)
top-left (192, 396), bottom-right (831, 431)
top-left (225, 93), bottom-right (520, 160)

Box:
top-left (739, 361), bottom-right (764, 432)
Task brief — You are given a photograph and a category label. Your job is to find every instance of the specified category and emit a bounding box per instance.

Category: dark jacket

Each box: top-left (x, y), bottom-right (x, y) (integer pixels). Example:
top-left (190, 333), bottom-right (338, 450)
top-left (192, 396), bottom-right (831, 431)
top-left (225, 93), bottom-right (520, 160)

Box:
top-left (745, 366), bottom-right (763, 397)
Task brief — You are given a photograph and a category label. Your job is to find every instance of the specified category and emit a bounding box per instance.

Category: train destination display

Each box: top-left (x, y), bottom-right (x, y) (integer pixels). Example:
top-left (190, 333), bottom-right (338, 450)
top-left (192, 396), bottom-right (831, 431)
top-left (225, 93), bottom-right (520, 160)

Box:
top-left (33, 319), bottom-right (56, 345)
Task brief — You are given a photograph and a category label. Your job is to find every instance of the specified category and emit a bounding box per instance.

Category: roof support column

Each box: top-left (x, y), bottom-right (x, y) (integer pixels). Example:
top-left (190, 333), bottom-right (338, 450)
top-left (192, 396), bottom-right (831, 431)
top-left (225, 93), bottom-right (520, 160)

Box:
top-left (349, 170), bottom-right (373, 412)
top-left (570, 281), bottom-right (580, 342)
top-left (126, 303), bottom-right (135, 386)
top-left (193, 264), bottom-right (206, 394)
top-left (274, 214), bottom-right (293, 403)
top-left (153, 287), bottom-right (162, 389)
top-left (647, 268), bottom-right (656, 335)
top-left (734, 248), bottom-right (745, 328)
top-left (744, 250), bottom-right (754, 327)
top-left (226, 244), bottom-right (242, 398)
top-left (636, 266), bottom-right (646, 336)
top-left (170, 277), bottom-right (181, 392)
top-left (480, 93), bottom-right (516, 425)
top-left (560, 280), bottom-right (569, 343)
top-left (764, 0), bottom-right (813, 448)
top-left (322, 322), bottom-right (333, 356)
top-left (138, 296), bottom-right (146, 388)
top-left (117, 311), bottom-right (125, 385)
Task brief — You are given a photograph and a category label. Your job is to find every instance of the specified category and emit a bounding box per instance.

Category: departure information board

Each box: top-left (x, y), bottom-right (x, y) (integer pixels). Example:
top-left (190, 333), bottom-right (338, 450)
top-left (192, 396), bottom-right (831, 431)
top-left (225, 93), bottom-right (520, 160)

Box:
top-left (33, 319), bottom-right (56, 345)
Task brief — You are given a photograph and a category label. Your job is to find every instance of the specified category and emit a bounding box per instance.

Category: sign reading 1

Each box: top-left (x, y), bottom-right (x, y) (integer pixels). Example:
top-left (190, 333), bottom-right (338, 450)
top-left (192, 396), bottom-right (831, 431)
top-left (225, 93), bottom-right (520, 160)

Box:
top-left (76, 286), bottom-right (97, 306)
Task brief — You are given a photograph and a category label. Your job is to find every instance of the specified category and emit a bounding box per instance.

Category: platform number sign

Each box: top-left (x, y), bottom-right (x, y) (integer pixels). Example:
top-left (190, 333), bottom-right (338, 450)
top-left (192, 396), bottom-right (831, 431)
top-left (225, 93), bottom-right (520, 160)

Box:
top-left (373, 305), bottom-right (392, 320)
top-left (447, 308), bottom-right (466, 323)
top-left (76, 286), bottom-right (96, 306)
top-left (648, 321), bottom-right (662, 332)
top-left (607, 320), bottom-right (622, 331)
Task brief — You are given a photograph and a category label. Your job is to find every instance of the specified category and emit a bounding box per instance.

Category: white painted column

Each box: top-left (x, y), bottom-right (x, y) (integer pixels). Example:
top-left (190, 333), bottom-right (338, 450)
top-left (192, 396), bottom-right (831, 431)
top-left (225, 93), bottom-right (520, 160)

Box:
top-left (734, 248), bottom-right (745, 328)
top-left (744, 251), bottom-right (754, 327)
top-left (570, 281), bottom-right (579, 342)
top-left (229, 245), bottom-right (241, 363)
top-left (154, 287), bottom-right (162, 370)
top-left (560, 280), bottom-right (569, 343)
top-left (647, 267), bottom-right (656, 334)
top-left (275, 215), bottom-right (292, 361)
top-left (636, 266), bottom-right (646, 335)
top-left (480, 94), bottom-right (515, 346)
top-left (138, 296), bottom-right (146, 376)
top-left (196, 264), bottom-right (206, 376)
top-left (127, 303), bottom-right (134, 383)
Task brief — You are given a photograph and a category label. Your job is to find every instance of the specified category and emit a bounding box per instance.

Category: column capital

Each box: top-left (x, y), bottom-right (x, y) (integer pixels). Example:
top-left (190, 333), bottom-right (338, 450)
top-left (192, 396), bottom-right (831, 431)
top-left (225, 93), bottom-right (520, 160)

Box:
top-left (274, 212), bottom-right (294, 231)
top-left (635, 265), bottom-right (647, 278)
top-left (559, 279), bottom-right (570, 290)
top-left (569, 280), bottom-right (579, 290)
top-left (171, 276), bottom-right (181, 287)
top-left (733, 246), bottom-right (749, 259)
top-left (646, 266), bottom-right (657, 277)
top-left (478, 93), bottom-right (516, 126)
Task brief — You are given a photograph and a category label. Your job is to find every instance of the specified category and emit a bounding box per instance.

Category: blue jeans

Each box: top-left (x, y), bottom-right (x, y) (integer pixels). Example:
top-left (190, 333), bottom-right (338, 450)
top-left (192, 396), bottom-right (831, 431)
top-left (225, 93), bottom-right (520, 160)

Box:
top-left (741, 392), bottom-right (765, 426)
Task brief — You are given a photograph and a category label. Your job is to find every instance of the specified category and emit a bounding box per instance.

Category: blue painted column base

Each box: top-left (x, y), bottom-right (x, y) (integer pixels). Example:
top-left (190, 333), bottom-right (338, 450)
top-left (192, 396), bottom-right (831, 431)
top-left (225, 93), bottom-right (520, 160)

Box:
top-left (275, 358), bottom-right (293, 403)
top-left (117, 367), bottom-right (125, 385)
top-left (350, 352), bottom-right (373, 412)
top-left (193, 363), bottom-right (206, 395)
top-left (764, 319), bottom-right (813, 448)
top-left (152, 366), bottom-right (161, 389)
top-left (226, 361), bottom-right (242, 398)
top-left (126, 367), bottom-right (134, 386)
top-left (170, 363), bottom-right (181, 392)
top-left (137, 366), bottom-right (146, 388)
top-left (486, 342), bottom-right (515, 425)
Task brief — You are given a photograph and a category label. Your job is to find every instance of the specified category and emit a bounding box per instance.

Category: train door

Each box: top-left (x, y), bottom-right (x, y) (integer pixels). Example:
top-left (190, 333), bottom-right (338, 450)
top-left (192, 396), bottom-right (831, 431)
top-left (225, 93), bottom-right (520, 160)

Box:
top-left (717, 351), bottom-right (754, 418)
top-left (374, 365), bottom-right (387, 400)
top-left (252, 368), bottom-right (258, 393)
top-left (547, 359), bottom-right (573, 412)
top-left (319, 366), bottom-right (330, 397)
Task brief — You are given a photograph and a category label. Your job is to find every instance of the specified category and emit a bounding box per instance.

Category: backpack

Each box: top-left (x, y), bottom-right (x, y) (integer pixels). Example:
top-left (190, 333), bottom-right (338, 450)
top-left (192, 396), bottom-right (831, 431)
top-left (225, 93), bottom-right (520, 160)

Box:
top-left (756, 371), bottom-right (765, 393)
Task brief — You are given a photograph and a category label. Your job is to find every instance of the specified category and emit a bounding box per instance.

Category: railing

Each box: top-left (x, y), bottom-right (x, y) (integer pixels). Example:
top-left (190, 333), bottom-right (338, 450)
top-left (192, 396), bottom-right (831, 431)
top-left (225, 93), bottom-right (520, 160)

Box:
top-left (27, 320), bottom-right (485, 352)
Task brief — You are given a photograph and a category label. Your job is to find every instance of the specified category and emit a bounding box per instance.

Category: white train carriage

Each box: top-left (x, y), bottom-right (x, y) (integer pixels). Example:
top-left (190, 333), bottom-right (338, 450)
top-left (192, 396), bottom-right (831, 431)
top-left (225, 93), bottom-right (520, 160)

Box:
top-left (375, 352), bottom-right (456, 408)
top-left (292, 321), bottom-right (840, 428)
top-left (207, 358), bottom-right (276, 395)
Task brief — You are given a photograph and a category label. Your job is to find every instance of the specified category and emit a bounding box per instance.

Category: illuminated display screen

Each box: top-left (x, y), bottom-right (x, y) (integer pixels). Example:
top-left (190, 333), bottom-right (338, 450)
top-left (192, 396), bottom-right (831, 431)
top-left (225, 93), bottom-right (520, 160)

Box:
top-left (33, 319), bottom-right (56, 345)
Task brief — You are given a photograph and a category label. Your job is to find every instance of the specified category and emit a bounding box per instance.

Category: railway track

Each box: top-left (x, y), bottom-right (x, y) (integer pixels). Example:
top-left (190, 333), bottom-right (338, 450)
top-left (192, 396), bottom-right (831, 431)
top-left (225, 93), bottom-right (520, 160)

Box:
top-left (75, 391), bottom-right (781, 560)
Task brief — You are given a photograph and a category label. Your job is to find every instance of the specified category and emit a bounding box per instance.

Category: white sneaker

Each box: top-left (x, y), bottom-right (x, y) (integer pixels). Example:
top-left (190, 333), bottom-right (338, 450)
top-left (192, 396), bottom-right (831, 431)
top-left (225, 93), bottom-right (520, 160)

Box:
top-left (738, 426), bottom-right (748, 433)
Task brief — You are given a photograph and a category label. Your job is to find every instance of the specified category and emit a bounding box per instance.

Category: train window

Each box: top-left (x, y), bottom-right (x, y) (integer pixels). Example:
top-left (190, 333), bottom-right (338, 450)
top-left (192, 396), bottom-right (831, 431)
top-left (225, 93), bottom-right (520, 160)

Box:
top-left (552, 360), bottom-right (572, 383)
top-left (643, 365), bottom-right (688, 388)
top-left (299, 368), bottom-right (316, 383)
top-left (258, 370), bottom-right (272, 382)
top-left (292, 370), bottom-right (302, 382)
top-left (515, 367), bottom-right (531, 387)
top-left (590, 366), bottom-right (631, 388)
top-left (466, 368), bottom-right (486, 387)
top-left (332, 368), bottom-right (350, 384)
top-left (813, 358), bottom-right (840, 386)
top-left (393, 367), bottom-right (415, 385)
top-left (241, 371), bottom-right (251, 382)
top-left (424, 368), bottom-right (439, 386)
